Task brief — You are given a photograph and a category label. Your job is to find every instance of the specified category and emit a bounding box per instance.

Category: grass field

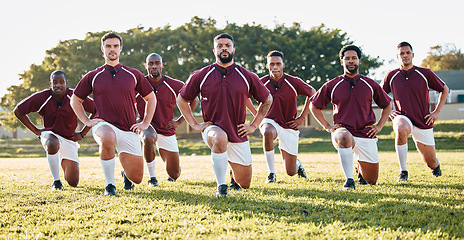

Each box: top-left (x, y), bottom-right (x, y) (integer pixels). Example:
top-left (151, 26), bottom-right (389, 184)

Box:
top-left (1, 152), bottom-right (463, 239)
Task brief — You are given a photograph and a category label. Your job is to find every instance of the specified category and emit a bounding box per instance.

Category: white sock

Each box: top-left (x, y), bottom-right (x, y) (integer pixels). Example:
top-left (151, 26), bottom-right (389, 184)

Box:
top-left (395, 143), bottom-right (408, 171)
top-left (47, 153), bottom-right (60, 181)
top-left (338, 147), bottom-right (353, 179)
top-left (264, 150), bottom-right (275, 173)
top-left (146, 160), bottom-right (156, 178)
top-left (100, 158), bottom-right (115, 186)
top-left (295, 158), bottom-right (301, 172)
top-left (211, 152), bottom-right (228, 186)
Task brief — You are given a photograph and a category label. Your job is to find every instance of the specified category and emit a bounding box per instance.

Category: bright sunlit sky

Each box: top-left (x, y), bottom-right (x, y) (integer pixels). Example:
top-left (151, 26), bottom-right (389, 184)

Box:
top-left (1, 0), bottom-right (463, 97)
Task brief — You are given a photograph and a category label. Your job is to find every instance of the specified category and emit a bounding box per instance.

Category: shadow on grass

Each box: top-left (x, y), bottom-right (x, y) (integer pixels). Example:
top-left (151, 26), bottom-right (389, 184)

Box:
top-left (123, 179), bottom-right (464, 238)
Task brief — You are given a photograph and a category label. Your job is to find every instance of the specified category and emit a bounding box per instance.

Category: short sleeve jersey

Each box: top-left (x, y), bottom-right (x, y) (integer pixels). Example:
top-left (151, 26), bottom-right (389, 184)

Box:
top-left (180, 63), bottom-right (270, 143)
top-left (15, 88), bottom-right (96, 140)
top-left (136, 75), bottom-right (184, 136)
top-left (73, 64), bottom-right (154, 132)
top-left (261, 74), bottom-right (314, 130)
top-left (311, 74), bottom-right (391, 138)
top-left (381, 66), bottom-right (445, 129)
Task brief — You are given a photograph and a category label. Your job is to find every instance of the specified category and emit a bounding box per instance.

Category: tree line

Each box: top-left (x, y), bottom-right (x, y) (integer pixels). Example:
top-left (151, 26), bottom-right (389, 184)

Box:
top-left (0, 16), bottom-right (386, 130)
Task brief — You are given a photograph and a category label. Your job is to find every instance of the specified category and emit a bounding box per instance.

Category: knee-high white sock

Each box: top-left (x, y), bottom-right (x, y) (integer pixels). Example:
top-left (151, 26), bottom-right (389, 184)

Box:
top-left (146, 160), bottom-right (156, 178)
top-left (264, 150), bottom-right (275, 173)
top-left (395, 143), bottom-right (408, 171)
top-left (47, 153), bottom-right (60, 181)
top-left (211, 152), bottom-right (228, 186)
top-left (338, 147), bottom-right (353, 179)
top-left (100, 158), bottom-right (115, 186)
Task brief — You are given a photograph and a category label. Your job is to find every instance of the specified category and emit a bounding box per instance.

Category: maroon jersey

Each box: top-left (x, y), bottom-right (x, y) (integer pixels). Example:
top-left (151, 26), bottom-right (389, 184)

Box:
top-left (180, 63), bottom-right (270, 143)
top-left (136, 75), bottom-right (184, 136)
top-left (261, 74), bottom-right (314, 130)
top-left (74, 64), bottom-right (154, 132)
top-left (311, 74), bottom-right (391, 138)
top-left (16, 88), bottom-right (96, 140)
top-left (381, 66), bottom-right (445, 129)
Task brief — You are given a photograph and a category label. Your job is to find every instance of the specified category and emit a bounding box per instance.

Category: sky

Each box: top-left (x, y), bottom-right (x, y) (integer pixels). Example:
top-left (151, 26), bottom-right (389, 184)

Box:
top-left (1, 0), bottom-right (463, 97)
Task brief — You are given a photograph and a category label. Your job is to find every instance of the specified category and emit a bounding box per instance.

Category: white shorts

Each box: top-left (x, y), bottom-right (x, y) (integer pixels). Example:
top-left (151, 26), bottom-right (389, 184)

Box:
top-left (202, 125), bottom-right (253, 166)
top-left (332, 132), bottom-right (379, 164)
top-left (393, 115), bottom-right (435, 146)
top-left (40, 131), bottom-right (80, 163)
top-left (259, 118), bottom-right (299, 156)
top-left (92, 122), bottom-right (142, 156)
top-left (140, 125), bottom-right (180, 153)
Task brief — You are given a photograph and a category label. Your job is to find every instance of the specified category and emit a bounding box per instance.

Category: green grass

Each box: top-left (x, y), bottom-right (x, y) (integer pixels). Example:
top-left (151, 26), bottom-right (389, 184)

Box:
top-left (1, 152), bottom-right (463, 239)
top-left (1, 120), bottom-right (463, 158)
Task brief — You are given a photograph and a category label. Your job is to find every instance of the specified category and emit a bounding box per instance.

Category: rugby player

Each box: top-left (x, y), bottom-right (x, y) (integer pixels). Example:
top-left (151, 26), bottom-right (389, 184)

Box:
top-left (380, 42), bottom-right (449, 181)
top-left (71, 32), bottom-right (156, 196)
top-left (310, 45), bottom-right (392, 190)
top-left (14, 70), bottom-right (96, 190)
top-left (258, 50), bottom-right (315, 183)
top-left (177, 33), bottom-right (272, 197)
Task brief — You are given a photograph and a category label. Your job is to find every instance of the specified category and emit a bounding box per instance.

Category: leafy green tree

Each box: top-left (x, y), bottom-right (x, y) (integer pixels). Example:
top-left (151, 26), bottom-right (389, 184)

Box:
top-left (1, 17), bottom-right (382, 131)
top-left (421, 44), bottom-right (464, 71)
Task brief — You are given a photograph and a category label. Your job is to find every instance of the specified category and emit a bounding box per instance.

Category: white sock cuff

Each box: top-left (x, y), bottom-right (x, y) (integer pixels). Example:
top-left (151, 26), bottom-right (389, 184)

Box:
top-left (146, 160), bottom-right (155, 168)
top-left (395, 143), bottom-right (408, 150)
top-left (211, 152), bottom-right (228, 160)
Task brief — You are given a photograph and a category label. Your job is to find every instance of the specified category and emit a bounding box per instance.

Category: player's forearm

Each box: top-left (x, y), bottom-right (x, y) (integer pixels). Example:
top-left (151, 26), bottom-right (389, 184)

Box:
top-left (310, 103), bottom-right (330, 130)
top-left (142, 92), bottom-right (157, 125)
top-left (250, 94), bottom-right (272, 128)
top-left (434, 85), bottom-right (449, 114)
top-left (297, 97), bottom-right (311, 120)
top-left (177, 96), bottom-right (198, 127)
top-left (377, 104), bottom-right (392, 128)
top-left (14, 109), bottom-right (40, 136)
top-left (71, 95), bottom-right (91, 125)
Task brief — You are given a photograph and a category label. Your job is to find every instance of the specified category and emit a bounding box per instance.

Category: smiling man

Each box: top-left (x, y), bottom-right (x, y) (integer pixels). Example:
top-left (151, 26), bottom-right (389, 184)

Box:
top-left (310, 45), bottom-right (391, 190)
top-left (14, 70), bottom-right (96, 190)
top-left (177, 33), bottom-right (272, 197)
top-left (257, 50), bottom-right (315, 183)
top-left (381, 42), bottom-right (449, 182)
top-left (71, 32), bottom-right (156, 196)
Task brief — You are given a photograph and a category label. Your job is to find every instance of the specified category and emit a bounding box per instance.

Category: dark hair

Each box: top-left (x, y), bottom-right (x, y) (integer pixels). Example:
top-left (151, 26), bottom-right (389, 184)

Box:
top-left (267, 50), bottom-right (284, 60)
top-left (146, 53), bottom-right (162, 62)
top-left (397, 41), bottom-right (413, 52)
top-left (101, 32), bottom-right (123, 46)
top-left (339, 44), bottom-right (362, 59)
top-left (50, 70), bottom-right (66, 81)
top-left (214, 33), bottom-right (234, 43)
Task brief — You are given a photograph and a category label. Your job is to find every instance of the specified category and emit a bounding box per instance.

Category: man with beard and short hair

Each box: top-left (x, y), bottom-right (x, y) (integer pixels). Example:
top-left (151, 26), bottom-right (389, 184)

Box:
top-left (15, 70), bottom-right (96, 190)
top-left (257, 50), bottom-right (316, 183)
top-left (177, 33), bottom-right (273, 197)
top-left (380, 41), bottom-right (449, 182)
top-left (131, 53), bottom-right (199, 188)
top-left (310, 45), bottom-right (392, 190)
top-left (71, 32), bottom-right (156, 196)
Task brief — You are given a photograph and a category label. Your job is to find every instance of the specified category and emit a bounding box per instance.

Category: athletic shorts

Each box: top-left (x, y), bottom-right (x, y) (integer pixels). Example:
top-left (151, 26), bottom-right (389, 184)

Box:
top-left (393, 115), bottom-right (435, 146)
top-left (40, 131), bottom-right (80, 163)
top-left (92, 122), bottom-right (142, 156)
top-left (332, 131), bottom-right (379, 164)
top-left (259, 118), bottom-right (299, 156)
top-left (202, 125), bottom-right (253, 166)
top-left (140, 125), bottom-right (179, 152)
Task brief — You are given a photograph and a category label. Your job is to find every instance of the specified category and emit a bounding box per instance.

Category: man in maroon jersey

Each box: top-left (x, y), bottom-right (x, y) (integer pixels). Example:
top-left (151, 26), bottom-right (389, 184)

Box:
top-left (258, 50), bottom-right (315, 183)
top-left (177, 33), bottom-right (272, 197)
top-left (14, 70), bottom-right (96, 190)
top-left (381, 42), bottom-right (449, 182)
top-left (133, 53), bottom-right (199, 188)
top-left (71, 32), bottom-right (156, 196)
top-left (310, 45), bottom-right (391, 190)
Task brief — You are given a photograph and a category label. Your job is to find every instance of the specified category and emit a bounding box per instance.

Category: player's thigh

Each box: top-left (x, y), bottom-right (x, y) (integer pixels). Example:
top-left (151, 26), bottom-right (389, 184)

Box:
top-left (229, 162), bottom-right (252, 189)
top-left (260, 123), bottom-right (278, 140)
top-left (202, 125), bottom-right (228, 152)
top-left (159, 148), bottom-right (180, 167)
top-left (119, 152), bottom-right (144, 183)
top-left (281, 150), bottom-right (298, 175)
top-left (358, 161), bottom-right (379, 184)
top-left (61, 159), bottom-right (79, 185)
